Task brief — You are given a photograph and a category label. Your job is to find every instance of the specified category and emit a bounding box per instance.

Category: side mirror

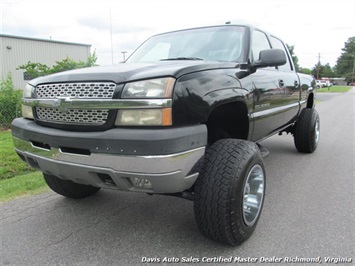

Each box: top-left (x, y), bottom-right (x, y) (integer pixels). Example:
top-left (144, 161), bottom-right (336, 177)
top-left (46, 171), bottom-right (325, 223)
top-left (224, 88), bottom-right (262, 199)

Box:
top-left (253, 49), bottom-right (287, 68)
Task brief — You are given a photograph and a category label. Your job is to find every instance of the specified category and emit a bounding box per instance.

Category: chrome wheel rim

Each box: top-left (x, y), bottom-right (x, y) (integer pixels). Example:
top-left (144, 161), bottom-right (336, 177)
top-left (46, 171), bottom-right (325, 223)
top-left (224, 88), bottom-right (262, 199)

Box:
top-left (314, 118), bottom-right (320, 144)
top-left (242, 164), bottom-right (265, 227)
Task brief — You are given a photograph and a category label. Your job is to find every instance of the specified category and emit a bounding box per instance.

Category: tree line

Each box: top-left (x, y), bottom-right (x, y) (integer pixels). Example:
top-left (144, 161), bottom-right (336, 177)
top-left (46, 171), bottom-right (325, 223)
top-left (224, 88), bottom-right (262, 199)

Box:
top-left (290, 37), bottom-right (355, 83)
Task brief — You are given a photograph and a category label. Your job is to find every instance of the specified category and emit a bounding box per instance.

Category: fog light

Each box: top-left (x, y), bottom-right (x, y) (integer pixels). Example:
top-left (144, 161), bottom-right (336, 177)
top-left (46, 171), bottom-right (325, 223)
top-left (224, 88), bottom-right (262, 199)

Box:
top-left (128, 177), bottom-right (153, 189)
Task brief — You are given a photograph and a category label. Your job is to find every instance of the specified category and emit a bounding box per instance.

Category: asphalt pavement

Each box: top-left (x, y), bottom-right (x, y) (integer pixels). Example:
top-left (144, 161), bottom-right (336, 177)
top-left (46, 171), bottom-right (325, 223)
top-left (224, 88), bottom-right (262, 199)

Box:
top-left (1, 89), bottom-right (354, 265)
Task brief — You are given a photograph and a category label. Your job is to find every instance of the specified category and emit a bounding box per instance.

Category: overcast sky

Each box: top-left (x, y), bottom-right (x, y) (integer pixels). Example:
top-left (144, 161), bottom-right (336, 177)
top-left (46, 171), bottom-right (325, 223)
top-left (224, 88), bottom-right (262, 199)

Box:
top-left (1, 0), bottom-right (354, 68)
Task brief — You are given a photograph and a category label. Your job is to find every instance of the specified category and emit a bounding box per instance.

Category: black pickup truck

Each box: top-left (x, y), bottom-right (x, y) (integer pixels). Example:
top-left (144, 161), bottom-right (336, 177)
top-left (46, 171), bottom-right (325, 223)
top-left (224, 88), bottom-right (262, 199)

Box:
top-left (12, 25), bottom-right (319, 246)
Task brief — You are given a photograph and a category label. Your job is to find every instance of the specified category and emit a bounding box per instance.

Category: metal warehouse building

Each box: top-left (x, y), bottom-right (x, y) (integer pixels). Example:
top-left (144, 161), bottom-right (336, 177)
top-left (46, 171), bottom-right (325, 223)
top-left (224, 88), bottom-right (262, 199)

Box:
top-left (0, 34), bottom-right (91, 90)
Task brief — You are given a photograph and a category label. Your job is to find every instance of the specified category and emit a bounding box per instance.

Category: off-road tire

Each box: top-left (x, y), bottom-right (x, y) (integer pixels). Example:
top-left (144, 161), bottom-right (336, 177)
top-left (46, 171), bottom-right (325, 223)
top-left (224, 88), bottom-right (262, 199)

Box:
top-left (44, 174), bottom-right (100, 198)
top-left (194, 139), bottom-right (265, 246)
top-left (294, 108), bottom-right (320, 153)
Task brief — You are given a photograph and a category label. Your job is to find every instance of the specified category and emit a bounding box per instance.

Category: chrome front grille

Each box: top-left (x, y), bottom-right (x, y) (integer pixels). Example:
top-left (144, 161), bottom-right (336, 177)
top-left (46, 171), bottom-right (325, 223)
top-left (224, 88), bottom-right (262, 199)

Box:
top-left (36, 107), bottom-right (109, 125)
top-left (36, 83), bottom-right (116, 98)
top-left (35, 82), bottom-right (116, 125)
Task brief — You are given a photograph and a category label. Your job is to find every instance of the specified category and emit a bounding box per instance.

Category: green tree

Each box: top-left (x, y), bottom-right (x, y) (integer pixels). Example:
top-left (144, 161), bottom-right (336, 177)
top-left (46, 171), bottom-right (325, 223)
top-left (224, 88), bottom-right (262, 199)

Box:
top-left (299, 67), bottom-right (312, 75)
top-left (322, 63), bottom-right (335, 78)
top-left (17, 62), bottom-right (50, 80)
top-left (286, 44), bottom-right (300, 72)
top-left (18, 51), bottom-right (98, 79)
top-left (335, 37), bottom-right (355, 83)
top-left (311, 63), bottom-right (335, 79)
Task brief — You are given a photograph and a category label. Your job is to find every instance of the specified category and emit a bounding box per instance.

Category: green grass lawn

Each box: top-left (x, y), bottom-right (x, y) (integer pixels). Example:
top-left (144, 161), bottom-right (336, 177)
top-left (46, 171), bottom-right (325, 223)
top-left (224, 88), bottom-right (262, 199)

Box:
top-left (0, 130), bottom-right (43, 201)
top-left (317, 86), bottom-right (351, 93)
top-left (0, 130), bottom-right (36, 180)
top-left (0, 171), bottom-right (47, 202)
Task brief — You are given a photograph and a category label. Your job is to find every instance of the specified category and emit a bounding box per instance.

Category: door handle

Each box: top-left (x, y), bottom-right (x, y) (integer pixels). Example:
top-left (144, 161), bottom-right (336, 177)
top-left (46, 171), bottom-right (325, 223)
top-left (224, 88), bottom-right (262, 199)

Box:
top-left (279, 80), bottom-right (285, 87)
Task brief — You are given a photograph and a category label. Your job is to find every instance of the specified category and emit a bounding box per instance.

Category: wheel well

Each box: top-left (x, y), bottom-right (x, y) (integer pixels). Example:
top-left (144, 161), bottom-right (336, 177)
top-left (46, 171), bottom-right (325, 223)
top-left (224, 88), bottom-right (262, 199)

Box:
top-left (307, 93), bottom-right (315, 108)
top-left (205, 102), bottom-right (249, 145)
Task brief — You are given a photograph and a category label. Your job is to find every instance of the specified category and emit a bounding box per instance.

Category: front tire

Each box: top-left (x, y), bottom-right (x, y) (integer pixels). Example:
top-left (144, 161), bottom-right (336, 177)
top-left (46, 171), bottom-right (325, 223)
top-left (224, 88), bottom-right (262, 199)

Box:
top-left (194, 139), bottom-right (265, 246)
top-left (294, 108), bottom-right (320, 153)
top-left (44, 174), bottom-right (100, 198)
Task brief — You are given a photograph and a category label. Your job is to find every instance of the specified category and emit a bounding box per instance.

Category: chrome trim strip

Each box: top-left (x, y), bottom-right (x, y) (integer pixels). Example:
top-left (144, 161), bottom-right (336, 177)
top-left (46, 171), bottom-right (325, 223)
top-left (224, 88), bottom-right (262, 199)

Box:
top-left (252, 102), bottom-right (300, 119)
top-left (22, 98), bottom-right (172, 111)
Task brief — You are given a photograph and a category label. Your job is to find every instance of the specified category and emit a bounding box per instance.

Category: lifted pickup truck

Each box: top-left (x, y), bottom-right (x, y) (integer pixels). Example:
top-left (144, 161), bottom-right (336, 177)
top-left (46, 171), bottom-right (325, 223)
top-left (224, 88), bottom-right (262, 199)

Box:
top-left (12, 25), bottom-right (319, 246)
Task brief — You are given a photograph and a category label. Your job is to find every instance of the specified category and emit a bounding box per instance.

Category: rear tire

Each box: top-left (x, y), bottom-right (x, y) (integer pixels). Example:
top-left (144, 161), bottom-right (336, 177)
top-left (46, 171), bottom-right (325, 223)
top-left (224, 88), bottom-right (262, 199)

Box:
top-left (194, 139), bottom-right (265, 246)
top-left (44, 174), bottom-right (100, 198)
top-left (294, 108), bottom-right (320, 153)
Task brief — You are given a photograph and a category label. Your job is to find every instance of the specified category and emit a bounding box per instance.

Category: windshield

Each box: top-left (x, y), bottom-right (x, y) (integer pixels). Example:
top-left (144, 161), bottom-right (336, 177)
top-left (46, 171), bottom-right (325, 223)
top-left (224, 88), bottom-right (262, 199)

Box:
top-left (126, 26), bottom-right (245, 63)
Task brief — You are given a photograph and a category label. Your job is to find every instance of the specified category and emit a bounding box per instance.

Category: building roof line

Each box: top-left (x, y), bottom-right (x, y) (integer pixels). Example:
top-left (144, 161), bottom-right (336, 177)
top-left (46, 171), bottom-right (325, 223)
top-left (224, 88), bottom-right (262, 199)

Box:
top-left (0, 33), bottom-right (91, 47)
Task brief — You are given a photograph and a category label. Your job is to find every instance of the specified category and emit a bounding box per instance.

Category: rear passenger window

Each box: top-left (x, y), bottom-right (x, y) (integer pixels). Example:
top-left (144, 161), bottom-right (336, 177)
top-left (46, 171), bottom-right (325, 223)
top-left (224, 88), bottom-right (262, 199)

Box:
top-left (270, 37), bottom-right (292, 71)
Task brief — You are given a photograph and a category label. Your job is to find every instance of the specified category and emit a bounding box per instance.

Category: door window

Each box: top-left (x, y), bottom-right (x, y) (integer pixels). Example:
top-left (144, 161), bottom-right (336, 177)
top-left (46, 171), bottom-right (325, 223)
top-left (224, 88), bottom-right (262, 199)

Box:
top-left (270, 37), bottom-right (292, 71)
top-left (252, 30), bottom-right (271, 62)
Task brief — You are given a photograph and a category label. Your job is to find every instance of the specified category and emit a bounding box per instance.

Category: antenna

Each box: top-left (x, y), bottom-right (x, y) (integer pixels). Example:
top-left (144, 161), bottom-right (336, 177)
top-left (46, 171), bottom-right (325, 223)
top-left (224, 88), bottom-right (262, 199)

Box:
top-left (225, 21), bottom-right (231, 25)
top-left (110, 8), bottom-right (114, 65)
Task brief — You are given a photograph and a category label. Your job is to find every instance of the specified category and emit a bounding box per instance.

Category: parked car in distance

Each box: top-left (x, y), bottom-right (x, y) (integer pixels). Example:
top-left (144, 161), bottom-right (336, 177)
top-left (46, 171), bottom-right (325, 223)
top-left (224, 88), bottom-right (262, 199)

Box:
top-left (316, 80), bottom-right (329, 88)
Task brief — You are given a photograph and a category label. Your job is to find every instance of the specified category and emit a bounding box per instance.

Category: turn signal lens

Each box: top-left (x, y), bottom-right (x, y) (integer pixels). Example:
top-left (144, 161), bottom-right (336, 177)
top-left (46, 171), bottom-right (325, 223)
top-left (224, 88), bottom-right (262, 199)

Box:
top-left (115, 108), bottom-right (172, 126)
top-left (22, 83), bottom-right (34, 119)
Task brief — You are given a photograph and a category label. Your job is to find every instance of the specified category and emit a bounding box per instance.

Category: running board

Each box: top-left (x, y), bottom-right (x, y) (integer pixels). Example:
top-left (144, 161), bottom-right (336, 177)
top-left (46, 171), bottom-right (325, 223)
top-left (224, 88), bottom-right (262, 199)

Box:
top-left (257, 143), bottom-right (270, 158)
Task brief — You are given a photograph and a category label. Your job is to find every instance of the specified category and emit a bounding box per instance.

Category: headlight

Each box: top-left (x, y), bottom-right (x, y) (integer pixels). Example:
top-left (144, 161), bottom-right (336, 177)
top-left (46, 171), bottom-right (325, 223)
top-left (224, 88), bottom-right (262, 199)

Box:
top-left (117, 77), bottom-right (174, 126)
top-left (115, 108), bottom-right (172, 126)
top-left (22, 84), bottom-right (34, 119)
top-left (121, 77), bottom-right (175, 98)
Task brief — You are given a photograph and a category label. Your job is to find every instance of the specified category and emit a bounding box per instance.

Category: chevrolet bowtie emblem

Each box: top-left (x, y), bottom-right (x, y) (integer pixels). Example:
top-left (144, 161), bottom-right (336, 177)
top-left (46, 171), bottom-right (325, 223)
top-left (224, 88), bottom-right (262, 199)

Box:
top-left (55, 97), bottom-right (73, 113)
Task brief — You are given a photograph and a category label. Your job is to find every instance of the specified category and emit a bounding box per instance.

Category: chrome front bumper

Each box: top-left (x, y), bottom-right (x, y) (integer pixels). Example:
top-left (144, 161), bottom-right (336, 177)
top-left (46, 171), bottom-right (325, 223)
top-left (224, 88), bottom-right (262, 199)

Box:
top-left (13, 137), bottom-right (205, 193)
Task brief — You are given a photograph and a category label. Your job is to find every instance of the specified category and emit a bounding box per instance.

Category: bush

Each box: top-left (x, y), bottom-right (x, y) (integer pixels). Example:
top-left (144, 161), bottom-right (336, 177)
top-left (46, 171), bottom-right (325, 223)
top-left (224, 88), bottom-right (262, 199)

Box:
top-left (0, 73), bottom-right (22, 129)
top-left (17, 51), bottom-right (98, 79)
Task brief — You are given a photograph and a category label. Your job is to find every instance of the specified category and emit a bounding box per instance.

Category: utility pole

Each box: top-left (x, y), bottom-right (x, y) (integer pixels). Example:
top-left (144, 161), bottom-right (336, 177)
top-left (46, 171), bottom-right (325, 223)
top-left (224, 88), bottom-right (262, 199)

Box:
top-left (352, 54), bottom-right (355, 83)
top-left (316, 53), bottom-right (321, 79)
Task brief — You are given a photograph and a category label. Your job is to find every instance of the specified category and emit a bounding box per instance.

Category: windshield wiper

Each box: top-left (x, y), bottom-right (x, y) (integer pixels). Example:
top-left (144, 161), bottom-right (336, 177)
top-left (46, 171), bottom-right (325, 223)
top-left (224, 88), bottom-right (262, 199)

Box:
top-left (160, 57), bottom-right (203, 61)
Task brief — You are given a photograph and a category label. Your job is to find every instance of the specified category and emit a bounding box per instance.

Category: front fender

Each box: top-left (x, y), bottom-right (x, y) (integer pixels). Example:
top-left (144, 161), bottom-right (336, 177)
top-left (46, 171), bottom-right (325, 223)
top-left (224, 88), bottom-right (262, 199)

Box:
top-left (172, 69), bottom-right (253, 125)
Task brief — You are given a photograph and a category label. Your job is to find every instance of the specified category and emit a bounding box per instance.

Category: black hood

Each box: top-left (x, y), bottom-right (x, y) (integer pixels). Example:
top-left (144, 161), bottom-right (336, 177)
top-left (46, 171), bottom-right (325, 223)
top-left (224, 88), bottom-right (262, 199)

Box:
top-left (29, 61), bottom-right (237, 86)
